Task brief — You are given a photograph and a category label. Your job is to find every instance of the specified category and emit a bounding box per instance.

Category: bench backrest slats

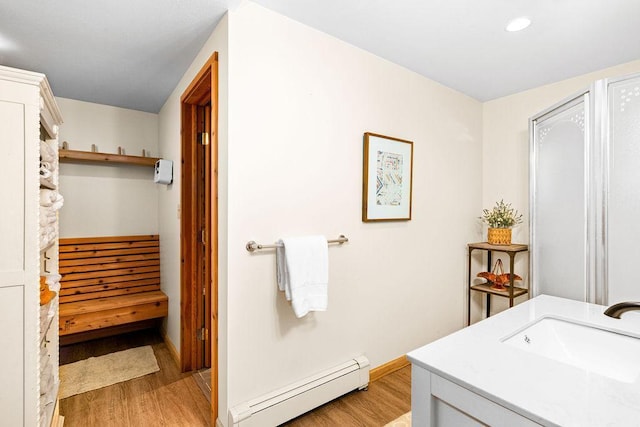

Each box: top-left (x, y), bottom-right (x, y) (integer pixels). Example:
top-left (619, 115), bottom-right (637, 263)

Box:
top-left (59, 235), bottom-right (160, 304)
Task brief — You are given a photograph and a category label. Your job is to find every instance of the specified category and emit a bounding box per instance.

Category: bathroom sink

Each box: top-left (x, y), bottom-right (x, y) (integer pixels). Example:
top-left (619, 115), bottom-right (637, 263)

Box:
top-left (502, 317), bottom-right (640, 383)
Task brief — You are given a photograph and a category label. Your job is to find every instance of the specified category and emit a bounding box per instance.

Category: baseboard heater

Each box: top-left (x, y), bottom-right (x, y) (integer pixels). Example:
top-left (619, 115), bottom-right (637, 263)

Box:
top-left (228, 355), bottom-right (370, 427)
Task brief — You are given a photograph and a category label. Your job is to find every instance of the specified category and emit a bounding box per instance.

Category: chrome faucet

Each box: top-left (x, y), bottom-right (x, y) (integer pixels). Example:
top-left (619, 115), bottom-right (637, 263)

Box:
top-left (604, 302), bottom-right (640, 319)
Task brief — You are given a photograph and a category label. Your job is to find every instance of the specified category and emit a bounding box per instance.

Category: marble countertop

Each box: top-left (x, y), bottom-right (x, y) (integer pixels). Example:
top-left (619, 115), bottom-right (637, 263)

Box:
top-left (407, 295), bottom-right (640, 426)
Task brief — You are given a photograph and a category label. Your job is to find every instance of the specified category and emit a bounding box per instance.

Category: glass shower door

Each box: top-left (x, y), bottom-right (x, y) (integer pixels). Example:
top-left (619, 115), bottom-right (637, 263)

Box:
top-left (606, 75), bottom-right (640, 304)
top-left (530, 93), bottom-right (590, 301)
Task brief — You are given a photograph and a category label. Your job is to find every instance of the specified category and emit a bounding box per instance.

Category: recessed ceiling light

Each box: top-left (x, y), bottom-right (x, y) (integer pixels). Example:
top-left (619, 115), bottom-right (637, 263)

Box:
top-left (505, 17), bottom-right (531, 32)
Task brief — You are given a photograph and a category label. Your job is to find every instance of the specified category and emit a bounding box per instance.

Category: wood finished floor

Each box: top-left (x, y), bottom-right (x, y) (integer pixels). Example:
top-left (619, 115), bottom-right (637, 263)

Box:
top-left (59, 330), bottom-right (411, 427)
top-left (59, 330), bottom-right (211, 427)
top-left (283, 366), bottom-right (411, 427)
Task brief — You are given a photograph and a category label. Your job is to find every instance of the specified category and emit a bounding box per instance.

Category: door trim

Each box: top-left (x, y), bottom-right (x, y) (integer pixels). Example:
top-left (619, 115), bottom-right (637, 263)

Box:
top-left (180, 51), bottom-right (219, 422)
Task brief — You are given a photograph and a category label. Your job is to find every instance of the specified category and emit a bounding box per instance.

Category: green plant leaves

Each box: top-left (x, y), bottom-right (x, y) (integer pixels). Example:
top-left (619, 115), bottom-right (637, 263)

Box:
top-left (480, 199), bottom-right (523, 229)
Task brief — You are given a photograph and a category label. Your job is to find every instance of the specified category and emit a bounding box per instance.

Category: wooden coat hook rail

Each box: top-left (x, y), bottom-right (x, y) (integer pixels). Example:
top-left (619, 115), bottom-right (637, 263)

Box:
top-left (59, 141), bottom-right (160, 167)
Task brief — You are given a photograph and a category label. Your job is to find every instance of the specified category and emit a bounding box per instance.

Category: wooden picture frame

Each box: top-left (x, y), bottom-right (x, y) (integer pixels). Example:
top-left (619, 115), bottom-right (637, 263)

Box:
top-left (362, 132), bottom-right (413, 222)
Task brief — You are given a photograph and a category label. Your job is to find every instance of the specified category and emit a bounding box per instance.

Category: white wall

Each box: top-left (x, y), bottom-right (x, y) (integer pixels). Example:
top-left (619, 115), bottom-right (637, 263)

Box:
top-left (158, 4), bottom-right (640, 423)
top-left (223, 1), bottom-right (482, 417)
top-left (158, 3), bottom-right (482, 424)
top-left (56, 97), bottom-right (159, 237)
top-left (480, 59), bottom-right (640, 316)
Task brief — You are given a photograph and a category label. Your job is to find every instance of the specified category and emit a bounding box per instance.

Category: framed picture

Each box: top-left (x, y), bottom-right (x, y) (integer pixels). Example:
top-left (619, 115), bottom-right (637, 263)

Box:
top-left (362, 132), bottom-right (413, 222)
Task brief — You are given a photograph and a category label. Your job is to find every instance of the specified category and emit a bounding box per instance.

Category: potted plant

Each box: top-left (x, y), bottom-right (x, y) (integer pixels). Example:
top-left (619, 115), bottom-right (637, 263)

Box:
top-left (480, 200), bottom-right (523, 245)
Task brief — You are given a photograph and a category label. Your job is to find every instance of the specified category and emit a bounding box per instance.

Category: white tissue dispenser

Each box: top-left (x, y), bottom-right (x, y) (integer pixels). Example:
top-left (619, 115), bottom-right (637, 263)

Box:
top-left (154, 159), bottom-right (173, 184)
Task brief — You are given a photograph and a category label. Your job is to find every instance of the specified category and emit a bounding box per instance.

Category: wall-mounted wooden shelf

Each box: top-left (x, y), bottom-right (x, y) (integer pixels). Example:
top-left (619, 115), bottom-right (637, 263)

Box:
top-left (59, 149), bottom-right (159, 167)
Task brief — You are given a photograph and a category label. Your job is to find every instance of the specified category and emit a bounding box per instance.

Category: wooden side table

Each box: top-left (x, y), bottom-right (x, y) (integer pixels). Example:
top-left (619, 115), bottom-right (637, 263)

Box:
top-left (467, 242), bottom-right (529, 325)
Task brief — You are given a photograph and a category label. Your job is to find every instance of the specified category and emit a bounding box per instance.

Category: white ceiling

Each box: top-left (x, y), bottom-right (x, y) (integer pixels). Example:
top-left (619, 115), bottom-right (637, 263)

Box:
top-left (0, 0), bottom-right (232, 113)
top-left (1, 0), bottom-right (639, 113)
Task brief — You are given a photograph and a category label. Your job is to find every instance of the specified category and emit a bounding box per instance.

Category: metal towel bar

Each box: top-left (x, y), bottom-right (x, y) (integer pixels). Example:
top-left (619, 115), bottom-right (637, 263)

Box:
top-left (246, 235), bottom-right (348, 252)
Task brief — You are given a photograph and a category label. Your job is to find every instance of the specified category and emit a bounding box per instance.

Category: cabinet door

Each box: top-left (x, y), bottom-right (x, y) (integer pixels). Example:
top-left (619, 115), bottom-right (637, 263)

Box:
top-left (0, 285), bottom-right (25, 426)
top-left (0, 92), bottom-right (29, 426)
top-left (531, 93), bottom-right (590, 302)
top-left (0, 100), bottom-right (25, 272)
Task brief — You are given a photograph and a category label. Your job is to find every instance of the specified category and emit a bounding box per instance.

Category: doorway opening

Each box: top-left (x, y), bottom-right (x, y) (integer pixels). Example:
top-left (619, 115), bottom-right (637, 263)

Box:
top-left (180, 52), bottom-right (218, 422)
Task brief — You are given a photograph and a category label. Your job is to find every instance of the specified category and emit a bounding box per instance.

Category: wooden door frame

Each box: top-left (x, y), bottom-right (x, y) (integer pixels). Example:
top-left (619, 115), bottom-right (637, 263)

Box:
top-left (180, 52), bottom-right (219, 422)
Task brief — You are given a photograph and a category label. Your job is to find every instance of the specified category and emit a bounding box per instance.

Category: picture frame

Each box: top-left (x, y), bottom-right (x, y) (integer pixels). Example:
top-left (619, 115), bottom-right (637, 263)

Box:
top-left (362, 132), bottom-right (413, 222)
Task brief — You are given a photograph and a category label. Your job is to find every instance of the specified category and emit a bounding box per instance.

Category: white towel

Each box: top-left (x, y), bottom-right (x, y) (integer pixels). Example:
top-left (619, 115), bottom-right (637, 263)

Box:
top-left (40, 141), bottom-right (56, 163)
top-left (39, 214), bottom-right (56, 227)
top-left (40, 190), bottom-right (64, 211)
top-left (51, 193), bottom-right (64, 211)
top-left (39, 207), bottom-right (56, 226)
top-left (276, 240), bottom-right (291, 301)
top-left (277, 235), bottom-right (328, 318)
top-left (45, 273), bottom-right (62, 292)
top-left (40, 189), bottom-right (56, 207)
top-left (39, 226), bottom-right (57, 250)
top-left (39, 165), bottom-right (52, 178)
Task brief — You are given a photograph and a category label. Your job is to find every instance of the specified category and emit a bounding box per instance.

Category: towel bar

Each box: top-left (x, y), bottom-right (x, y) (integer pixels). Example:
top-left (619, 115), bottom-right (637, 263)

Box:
top-left (246, 235), bottom-right (349, 252)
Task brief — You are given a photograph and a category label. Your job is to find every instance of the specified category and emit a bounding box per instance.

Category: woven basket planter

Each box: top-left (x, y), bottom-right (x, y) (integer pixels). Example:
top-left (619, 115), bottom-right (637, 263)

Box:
top-left (487, 228), bottom-right (512, 245)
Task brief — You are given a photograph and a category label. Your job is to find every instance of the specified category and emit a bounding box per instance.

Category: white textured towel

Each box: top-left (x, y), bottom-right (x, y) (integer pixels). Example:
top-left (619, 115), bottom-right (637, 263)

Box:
top-left (39, 166), bottom-right (52, 178)
top-left (40, 189), bottom-right (64, 211)
top-left (40, 141), bottom-right (56, 162)
top-left (39, 209), bottom-right (56, 227)
top-left (276, 240), bottom-right (291, 301)
top-left (40, 189), bottom-right (64, 212)
top-left (40, 189), bottom-right (57, 207)
top-left (51, 193), bottom-right (64, 211)
top-left (276, 235), bottom-right (328, 318)
top-left (45, 273), bottom-right (62, 292)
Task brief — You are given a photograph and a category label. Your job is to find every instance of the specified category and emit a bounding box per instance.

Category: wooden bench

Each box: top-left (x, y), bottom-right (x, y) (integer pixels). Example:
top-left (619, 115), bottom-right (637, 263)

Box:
top-left (58, 235), bottom-right (168, 345)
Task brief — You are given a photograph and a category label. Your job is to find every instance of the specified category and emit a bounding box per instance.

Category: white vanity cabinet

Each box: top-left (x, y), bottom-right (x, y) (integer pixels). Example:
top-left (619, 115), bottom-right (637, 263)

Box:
top-left (407, 295), bottom-right (640, 427)
top-left (411, 367), bottom-right (541, 426)
top-left (0, 65), bottom-right (63, 426)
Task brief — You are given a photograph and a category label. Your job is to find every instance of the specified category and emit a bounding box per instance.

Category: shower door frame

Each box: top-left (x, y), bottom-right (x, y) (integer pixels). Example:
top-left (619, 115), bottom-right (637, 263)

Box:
top-left (528, 88), bottom-right (598, 304)
top-left (529, 72), bottom-right (640, 306)
top-left (600, 72), bottom-right (640, 305)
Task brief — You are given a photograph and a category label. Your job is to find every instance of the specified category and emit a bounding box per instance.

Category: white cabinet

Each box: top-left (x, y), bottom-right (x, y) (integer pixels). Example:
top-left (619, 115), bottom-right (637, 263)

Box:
top-left (411, 367), bottom-right (541, 426)
top-left (0, 65), bottom-right (63, 426)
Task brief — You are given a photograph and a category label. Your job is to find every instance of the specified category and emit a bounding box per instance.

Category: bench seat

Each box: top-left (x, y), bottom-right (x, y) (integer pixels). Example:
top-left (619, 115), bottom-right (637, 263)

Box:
top-left (58, 235), bottom-right (168, 345)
